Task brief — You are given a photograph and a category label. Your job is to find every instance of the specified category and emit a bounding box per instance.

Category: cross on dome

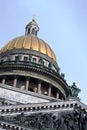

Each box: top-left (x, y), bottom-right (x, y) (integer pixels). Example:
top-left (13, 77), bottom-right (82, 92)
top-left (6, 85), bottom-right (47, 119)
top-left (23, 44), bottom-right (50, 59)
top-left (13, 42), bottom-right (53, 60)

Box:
top-left (32, 14), bottom-right (37, 19)
top-left (25, 18), bottom-right (39, 36)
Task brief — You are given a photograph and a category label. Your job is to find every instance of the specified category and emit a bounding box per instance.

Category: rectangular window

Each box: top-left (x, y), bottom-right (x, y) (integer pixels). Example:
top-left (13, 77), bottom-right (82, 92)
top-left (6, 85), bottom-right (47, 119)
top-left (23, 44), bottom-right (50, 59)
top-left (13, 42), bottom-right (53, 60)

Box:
top-left (15, 56), bottom-right (19, 61)
top-left (33, 58), bottom-right (36, 63)
top-left (24, 57), bottom-right (28, 62)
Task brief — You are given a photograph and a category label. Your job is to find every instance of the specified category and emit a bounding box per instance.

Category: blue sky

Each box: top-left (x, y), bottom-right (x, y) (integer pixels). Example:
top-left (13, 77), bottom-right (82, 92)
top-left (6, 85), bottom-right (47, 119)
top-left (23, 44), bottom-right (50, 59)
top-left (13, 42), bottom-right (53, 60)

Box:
top-left (0, 0), bottom-right (87, 104)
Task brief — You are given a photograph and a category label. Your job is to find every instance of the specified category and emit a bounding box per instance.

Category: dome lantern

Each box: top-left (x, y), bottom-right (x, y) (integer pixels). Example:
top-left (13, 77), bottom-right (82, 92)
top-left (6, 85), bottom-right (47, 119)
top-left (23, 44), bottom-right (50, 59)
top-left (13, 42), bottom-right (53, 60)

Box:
top-left (25, 19), bottom-right (39, 36)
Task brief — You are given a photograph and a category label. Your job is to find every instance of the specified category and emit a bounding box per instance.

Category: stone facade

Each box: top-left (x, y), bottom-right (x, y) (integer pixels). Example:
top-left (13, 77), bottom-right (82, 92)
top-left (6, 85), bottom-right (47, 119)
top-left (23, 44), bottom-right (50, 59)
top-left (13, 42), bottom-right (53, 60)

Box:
top-left (0, 18), bottom-right (87, 129)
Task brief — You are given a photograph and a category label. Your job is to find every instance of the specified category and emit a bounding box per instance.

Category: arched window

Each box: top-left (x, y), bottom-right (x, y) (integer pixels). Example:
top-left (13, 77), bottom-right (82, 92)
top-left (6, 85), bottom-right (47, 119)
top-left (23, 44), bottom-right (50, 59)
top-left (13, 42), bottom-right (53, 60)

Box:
top-left (39, 58), bottom-right (44, 65)
top-left (28, 28), bottom-right (30, 34)
top-left (35, 31), bottom-right (37, 35)
top-left (24, 56), bottom-right (28, 62)
top-left (32, 28), bottom-right (35, 34)
top-left (15, 56), bottom-right (19, 62)
top-left (33, 58), bottom-right (36, 63)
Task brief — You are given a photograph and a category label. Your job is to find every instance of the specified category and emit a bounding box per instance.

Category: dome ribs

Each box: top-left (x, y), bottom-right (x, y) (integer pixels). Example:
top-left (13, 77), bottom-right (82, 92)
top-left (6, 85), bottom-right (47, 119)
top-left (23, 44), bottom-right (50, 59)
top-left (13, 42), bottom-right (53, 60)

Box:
top-left (0, 36), bottom-right (58, 64)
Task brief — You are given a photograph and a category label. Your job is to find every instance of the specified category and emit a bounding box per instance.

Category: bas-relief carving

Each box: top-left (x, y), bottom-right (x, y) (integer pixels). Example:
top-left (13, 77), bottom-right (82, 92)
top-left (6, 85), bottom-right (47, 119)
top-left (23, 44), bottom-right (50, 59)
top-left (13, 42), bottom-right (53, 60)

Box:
top-left (1, 109), bottom-right (87, 130)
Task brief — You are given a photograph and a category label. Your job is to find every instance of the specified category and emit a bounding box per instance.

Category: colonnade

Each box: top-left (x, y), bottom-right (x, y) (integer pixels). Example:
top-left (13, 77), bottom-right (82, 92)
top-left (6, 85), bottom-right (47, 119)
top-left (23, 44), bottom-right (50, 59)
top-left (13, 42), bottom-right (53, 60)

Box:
top-left (1, 76), bottom-right (59, 99)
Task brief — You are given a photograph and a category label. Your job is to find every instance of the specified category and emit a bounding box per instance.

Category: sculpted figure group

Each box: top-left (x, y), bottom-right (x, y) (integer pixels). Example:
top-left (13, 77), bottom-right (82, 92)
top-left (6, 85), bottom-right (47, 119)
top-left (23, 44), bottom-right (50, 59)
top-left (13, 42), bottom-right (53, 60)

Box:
top-left (1, 109), bottom-right (87, 130)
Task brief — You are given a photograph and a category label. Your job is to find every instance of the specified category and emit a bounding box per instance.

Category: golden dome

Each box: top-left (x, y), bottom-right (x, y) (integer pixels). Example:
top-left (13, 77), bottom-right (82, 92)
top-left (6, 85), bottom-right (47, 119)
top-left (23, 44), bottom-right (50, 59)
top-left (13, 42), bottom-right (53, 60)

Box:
top-left (0, 35), bottom-right (57, 63)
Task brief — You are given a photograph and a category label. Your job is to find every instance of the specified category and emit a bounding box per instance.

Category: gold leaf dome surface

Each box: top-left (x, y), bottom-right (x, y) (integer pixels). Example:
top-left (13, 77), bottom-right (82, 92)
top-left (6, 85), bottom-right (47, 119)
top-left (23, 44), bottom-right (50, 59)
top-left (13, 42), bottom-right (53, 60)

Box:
top-left (0, 35), bottom-right (57, 63)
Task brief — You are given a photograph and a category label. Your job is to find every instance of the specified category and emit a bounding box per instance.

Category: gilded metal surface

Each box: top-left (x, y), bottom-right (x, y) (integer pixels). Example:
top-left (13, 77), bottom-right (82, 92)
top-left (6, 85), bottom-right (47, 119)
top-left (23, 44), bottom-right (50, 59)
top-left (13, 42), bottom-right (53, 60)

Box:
top-left (0, 35), bottom-right (57, 63)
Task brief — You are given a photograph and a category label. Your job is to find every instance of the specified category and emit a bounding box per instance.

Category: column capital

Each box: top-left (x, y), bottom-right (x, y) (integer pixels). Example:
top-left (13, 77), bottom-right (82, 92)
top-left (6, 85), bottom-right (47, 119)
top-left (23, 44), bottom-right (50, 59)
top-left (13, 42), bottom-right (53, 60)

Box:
top-left (27, 76), bottom-right (30, 79)
top-left (38, 79), bottom-right (42, 83)
top-left (14, 75), bottom-right (18, 79)
top-left (49, 84), bottom-right (52, 88)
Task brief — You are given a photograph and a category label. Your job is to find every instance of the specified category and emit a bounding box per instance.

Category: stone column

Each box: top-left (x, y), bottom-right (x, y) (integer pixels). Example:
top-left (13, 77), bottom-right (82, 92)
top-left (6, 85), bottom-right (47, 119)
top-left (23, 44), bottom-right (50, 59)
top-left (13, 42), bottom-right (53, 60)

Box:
top-left (38, 80), bottom-right (41, 94)
top-left (2, 76), bottom-right (6, 84)
top-left (48, 85), bottom-right (52, 96)
top-left (56, 92), bottom-right (59, 99)
top-left (13, 76), bottom-right (18, 87)
top-left (25, 77), bottom-right (30, 90)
